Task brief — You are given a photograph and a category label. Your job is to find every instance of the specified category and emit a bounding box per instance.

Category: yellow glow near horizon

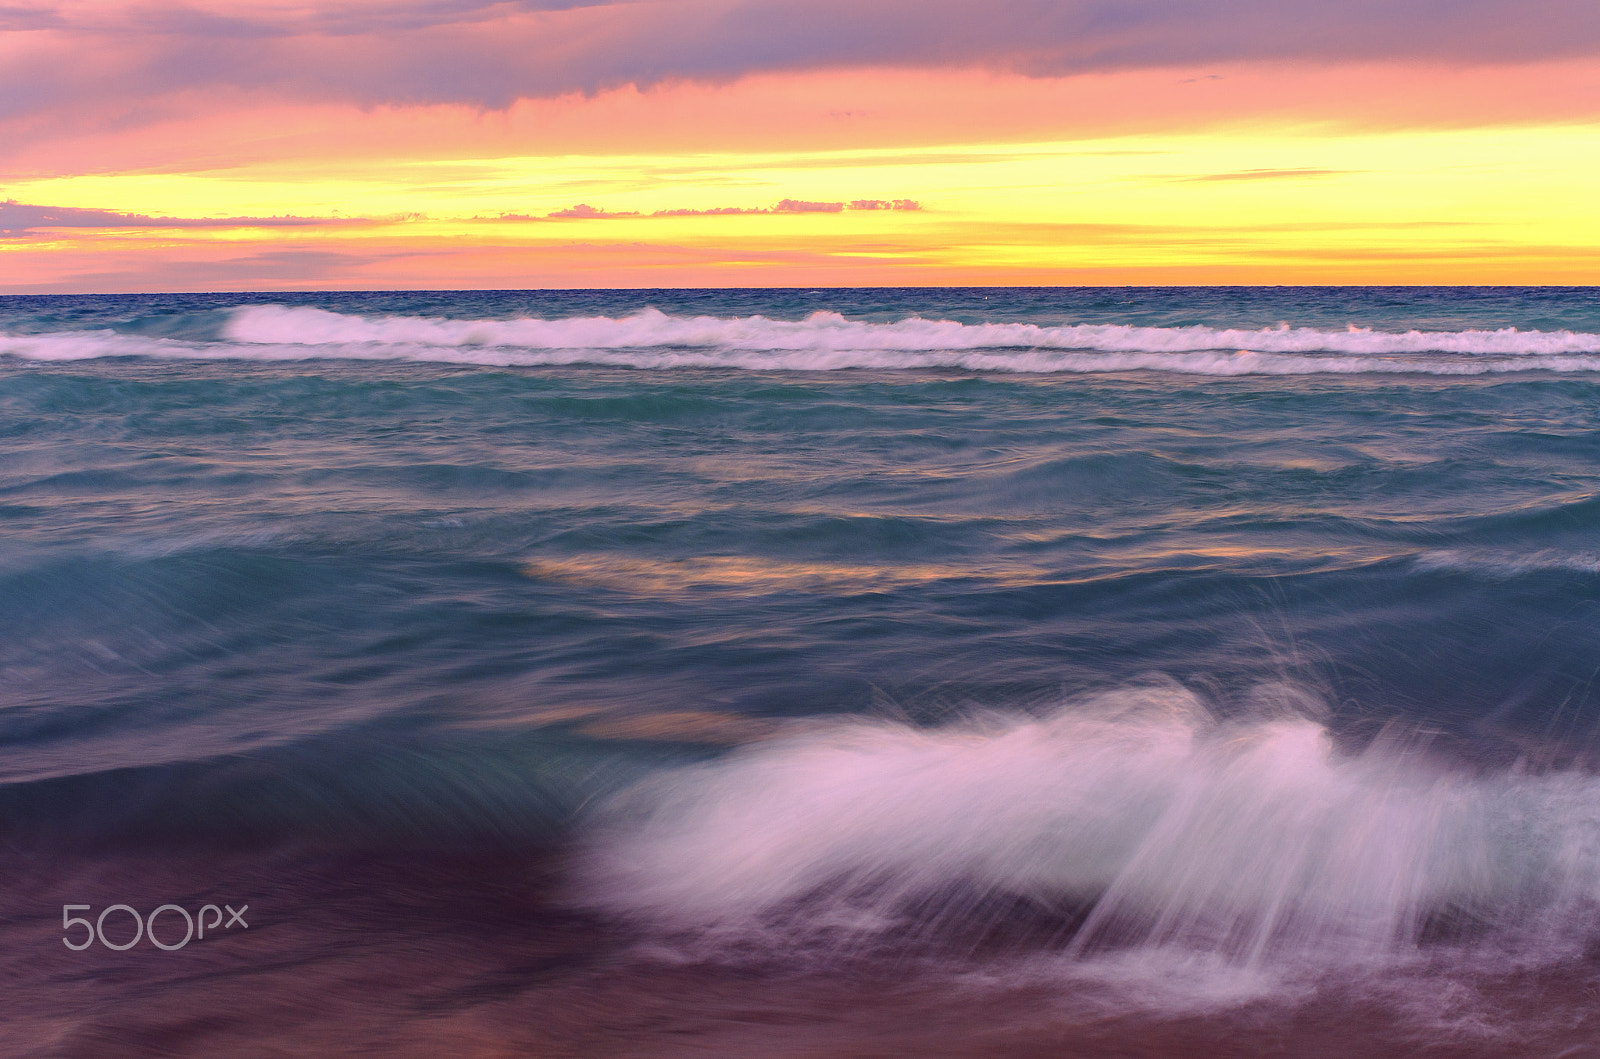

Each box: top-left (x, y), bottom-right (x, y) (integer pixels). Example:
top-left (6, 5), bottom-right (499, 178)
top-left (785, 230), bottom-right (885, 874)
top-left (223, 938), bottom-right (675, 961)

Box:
top-left (4, 81), bottom-right (1599, 290)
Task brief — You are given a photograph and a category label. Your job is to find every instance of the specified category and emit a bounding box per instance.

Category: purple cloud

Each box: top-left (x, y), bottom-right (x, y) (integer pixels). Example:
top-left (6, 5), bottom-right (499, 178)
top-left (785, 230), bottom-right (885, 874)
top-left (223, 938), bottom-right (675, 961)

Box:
top-left (0, 200), bottom-right (363, 236)
top-left (1, 0), bottom-right (1595, 124)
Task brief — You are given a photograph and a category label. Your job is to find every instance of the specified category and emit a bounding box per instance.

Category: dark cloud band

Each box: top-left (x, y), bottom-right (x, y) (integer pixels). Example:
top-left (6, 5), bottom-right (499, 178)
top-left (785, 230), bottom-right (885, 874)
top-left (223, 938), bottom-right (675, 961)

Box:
top-left (2, 0), bottom-right (1597, 121)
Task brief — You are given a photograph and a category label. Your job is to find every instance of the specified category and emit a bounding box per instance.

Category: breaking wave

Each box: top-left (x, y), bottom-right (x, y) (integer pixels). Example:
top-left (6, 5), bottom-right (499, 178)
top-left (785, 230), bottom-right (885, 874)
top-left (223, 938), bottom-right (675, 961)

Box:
top-left (580, 682), bottom-right (1600, 966)
top-left (4, 305), bottom-right (1600, 375)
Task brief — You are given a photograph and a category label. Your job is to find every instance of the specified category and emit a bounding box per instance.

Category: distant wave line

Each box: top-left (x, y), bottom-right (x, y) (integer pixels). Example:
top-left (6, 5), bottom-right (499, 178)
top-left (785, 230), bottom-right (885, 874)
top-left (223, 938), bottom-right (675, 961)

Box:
top-left (4, 304), bottom-right (1600, 375)
top-left (219, 305), bottom-right (1600, 356)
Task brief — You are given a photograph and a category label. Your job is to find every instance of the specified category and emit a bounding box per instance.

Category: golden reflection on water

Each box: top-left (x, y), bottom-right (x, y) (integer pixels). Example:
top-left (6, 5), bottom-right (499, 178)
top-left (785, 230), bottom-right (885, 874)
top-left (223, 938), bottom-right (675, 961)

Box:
top-left (520, 554), bottom-right (1029, 595)
top-left (521, 544), bottom-right (1397, 599)
top-left (573, 710), bottom-right (785, 745)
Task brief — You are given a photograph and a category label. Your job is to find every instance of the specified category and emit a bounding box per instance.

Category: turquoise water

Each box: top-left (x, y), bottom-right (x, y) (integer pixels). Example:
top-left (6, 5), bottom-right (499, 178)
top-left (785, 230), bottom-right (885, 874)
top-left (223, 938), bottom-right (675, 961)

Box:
top-left (7, 287), bottom-right (1600, 1055)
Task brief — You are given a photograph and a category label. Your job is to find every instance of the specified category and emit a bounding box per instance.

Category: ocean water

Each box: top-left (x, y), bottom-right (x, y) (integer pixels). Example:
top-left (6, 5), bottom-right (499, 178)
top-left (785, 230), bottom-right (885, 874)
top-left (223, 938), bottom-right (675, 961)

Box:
top-left (5, 286), bottom-right (1600, 1056)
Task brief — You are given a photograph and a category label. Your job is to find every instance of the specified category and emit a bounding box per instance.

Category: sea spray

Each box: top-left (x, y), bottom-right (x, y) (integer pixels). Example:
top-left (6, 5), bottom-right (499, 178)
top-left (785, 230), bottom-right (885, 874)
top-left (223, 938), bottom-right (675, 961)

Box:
top-left (581, 681), bottom-right (1600, 966)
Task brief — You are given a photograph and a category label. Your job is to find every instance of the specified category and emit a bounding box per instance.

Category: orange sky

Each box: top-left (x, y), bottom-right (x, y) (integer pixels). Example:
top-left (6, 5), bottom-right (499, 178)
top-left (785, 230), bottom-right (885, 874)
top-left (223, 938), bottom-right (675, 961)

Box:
top-left (2, 1), bottom-right (1598, 291)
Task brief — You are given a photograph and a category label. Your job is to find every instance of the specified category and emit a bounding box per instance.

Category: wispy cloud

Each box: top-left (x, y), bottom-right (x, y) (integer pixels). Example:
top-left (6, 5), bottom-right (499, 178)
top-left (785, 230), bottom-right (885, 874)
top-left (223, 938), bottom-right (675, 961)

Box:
top-left (524, 198), bottom-right (923, 220)
top-left (1176, 169), bottom-right (1350, 183)
top-left (649, 206), bottom-right (768, 217)
top-left (0, 200), bottom-right (363, 235)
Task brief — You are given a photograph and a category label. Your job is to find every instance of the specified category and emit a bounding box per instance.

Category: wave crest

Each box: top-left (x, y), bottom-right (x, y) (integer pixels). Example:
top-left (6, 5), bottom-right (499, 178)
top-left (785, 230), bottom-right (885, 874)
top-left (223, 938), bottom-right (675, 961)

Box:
top-left (579, 682), bottom-right (1600, 964)
top-left (218, 306), bottom-right (1600, 357)
top-left (5, 305), bottom-right (1600, 375)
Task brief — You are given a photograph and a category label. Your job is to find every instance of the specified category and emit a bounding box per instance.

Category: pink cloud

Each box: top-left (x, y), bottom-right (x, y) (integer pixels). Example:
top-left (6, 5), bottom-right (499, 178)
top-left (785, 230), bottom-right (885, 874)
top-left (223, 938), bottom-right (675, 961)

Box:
top-left (650, 207), bottom-right (769, 217)
top-left (772, 199), bottom-right (843, 213)
top-left (848, 199), bottom-right (922, 211)
top-left (491, 200), bottom-right (925, 220)
top-left (547, 203), bottom-right (639, 219)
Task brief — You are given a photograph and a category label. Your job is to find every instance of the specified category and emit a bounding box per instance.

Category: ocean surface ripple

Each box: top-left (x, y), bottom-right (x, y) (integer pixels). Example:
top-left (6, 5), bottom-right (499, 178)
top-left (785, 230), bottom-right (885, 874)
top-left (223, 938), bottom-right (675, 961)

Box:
top-left (6, 287), bottom-right (1600, 1055)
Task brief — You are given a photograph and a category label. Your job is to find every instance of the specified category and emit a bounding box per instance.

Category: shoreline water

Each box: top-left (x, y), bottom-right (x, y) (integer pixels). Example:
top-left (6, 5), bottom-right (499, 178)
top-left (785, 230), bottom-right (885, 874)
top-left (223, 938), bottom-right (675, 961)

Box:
top-left (6, 287), bottom-right (1600, 1054)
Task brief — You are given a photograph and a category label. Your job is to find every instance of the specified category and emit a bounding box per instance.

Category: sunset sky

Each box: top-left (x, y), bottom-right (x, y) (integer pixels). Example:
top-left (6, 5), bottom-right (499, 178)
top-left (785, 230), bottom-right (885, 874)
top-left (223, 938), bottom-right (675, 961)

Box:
top-left (2, 0), bottom-right (1598, 291)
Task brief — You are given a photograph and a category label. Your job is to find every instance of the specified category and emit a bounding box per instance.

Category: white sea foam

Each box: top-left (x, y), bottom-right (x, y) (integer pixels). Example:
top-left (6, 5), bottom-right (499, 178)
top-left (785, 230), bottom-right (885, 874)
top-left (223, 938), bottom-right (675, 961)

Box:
top-left (218, 306), bottom-right (1600, 357)
top-left (5, 306), bottom-right (1600, 374)
top-left (1417, 549), bottom-right (1600, 577)
top-left (580, 681), bottom-right (1600, 967)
